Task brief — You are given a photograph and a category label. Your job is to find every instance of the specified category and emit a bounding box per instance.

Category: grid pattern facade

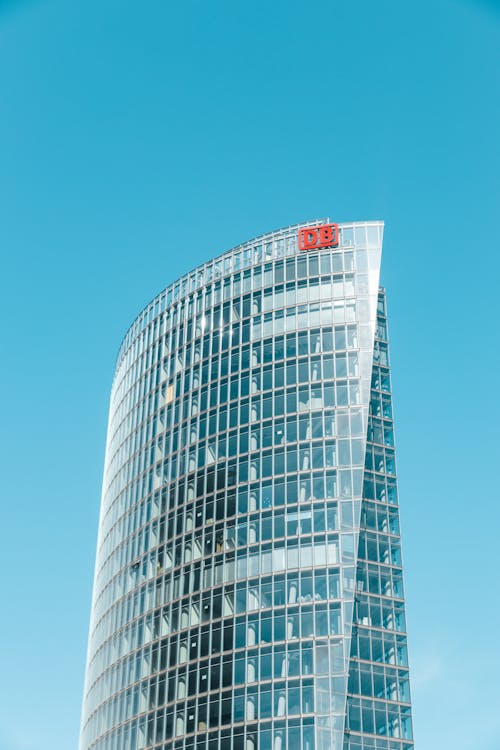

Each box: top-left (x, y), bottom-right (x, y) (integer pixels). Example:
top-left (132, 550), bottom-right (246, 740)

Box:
top-left (80, 220), bottom-right (414, 750)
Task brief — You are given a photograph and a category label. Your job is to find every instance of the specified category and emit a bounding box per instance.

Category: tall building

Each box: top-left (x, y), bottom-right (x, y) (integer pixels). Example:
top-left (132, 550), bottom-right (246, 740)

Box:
top-left (80, 220), bottom-right (414, 750)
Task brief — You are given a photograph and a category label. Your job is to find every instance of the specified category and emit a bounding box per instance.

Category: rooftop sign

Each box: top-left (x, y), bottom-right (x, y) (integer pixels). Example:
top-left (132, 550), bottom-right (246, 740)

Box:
top-left (298, 222), bottom-right (339, 251)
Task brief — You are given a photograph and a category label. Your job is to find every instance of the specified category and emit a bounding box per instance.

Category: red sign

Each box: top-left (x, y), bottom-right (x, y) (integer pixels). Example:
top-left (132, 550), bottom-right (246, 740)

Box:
top-left (298, 223), bottom-right (339, 251)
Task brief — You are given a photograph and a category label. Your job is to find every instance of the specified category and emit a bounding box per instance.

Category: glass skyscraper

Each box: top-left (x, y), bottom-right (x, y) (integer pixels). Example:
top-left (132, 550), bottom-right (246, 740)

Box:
top-left (80, 220), bottom-right (414, 750)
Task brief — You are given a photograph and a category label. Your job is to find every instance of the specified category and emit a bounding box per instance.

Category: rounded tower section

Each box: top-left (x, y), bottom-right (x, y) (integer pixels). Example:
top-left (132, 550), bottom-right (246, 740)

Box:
top-left (80, 220), bottom-right (413, 750)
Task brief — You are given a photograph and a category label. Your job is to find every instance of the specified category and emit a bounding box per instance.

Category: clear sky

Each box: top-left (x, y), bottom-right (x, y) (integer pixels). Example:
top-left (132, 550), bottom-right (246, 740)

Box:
top-left (0, 1), bottom-right (499, 749)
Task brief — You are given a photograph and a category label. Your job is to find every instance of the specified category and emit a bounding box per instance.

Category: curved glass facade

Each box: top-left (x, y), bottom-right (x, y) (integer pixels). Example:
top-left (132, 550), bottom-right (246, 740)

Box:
top-left (80, 220), bottom-right (414, 750)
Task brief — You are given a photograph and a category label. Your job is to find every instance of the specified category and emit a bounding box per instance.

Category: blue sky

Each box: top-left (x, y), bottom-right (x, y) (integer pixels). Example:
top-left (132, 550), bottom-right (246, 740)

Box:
top-left (0, 1), bottom-right (499, 749)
